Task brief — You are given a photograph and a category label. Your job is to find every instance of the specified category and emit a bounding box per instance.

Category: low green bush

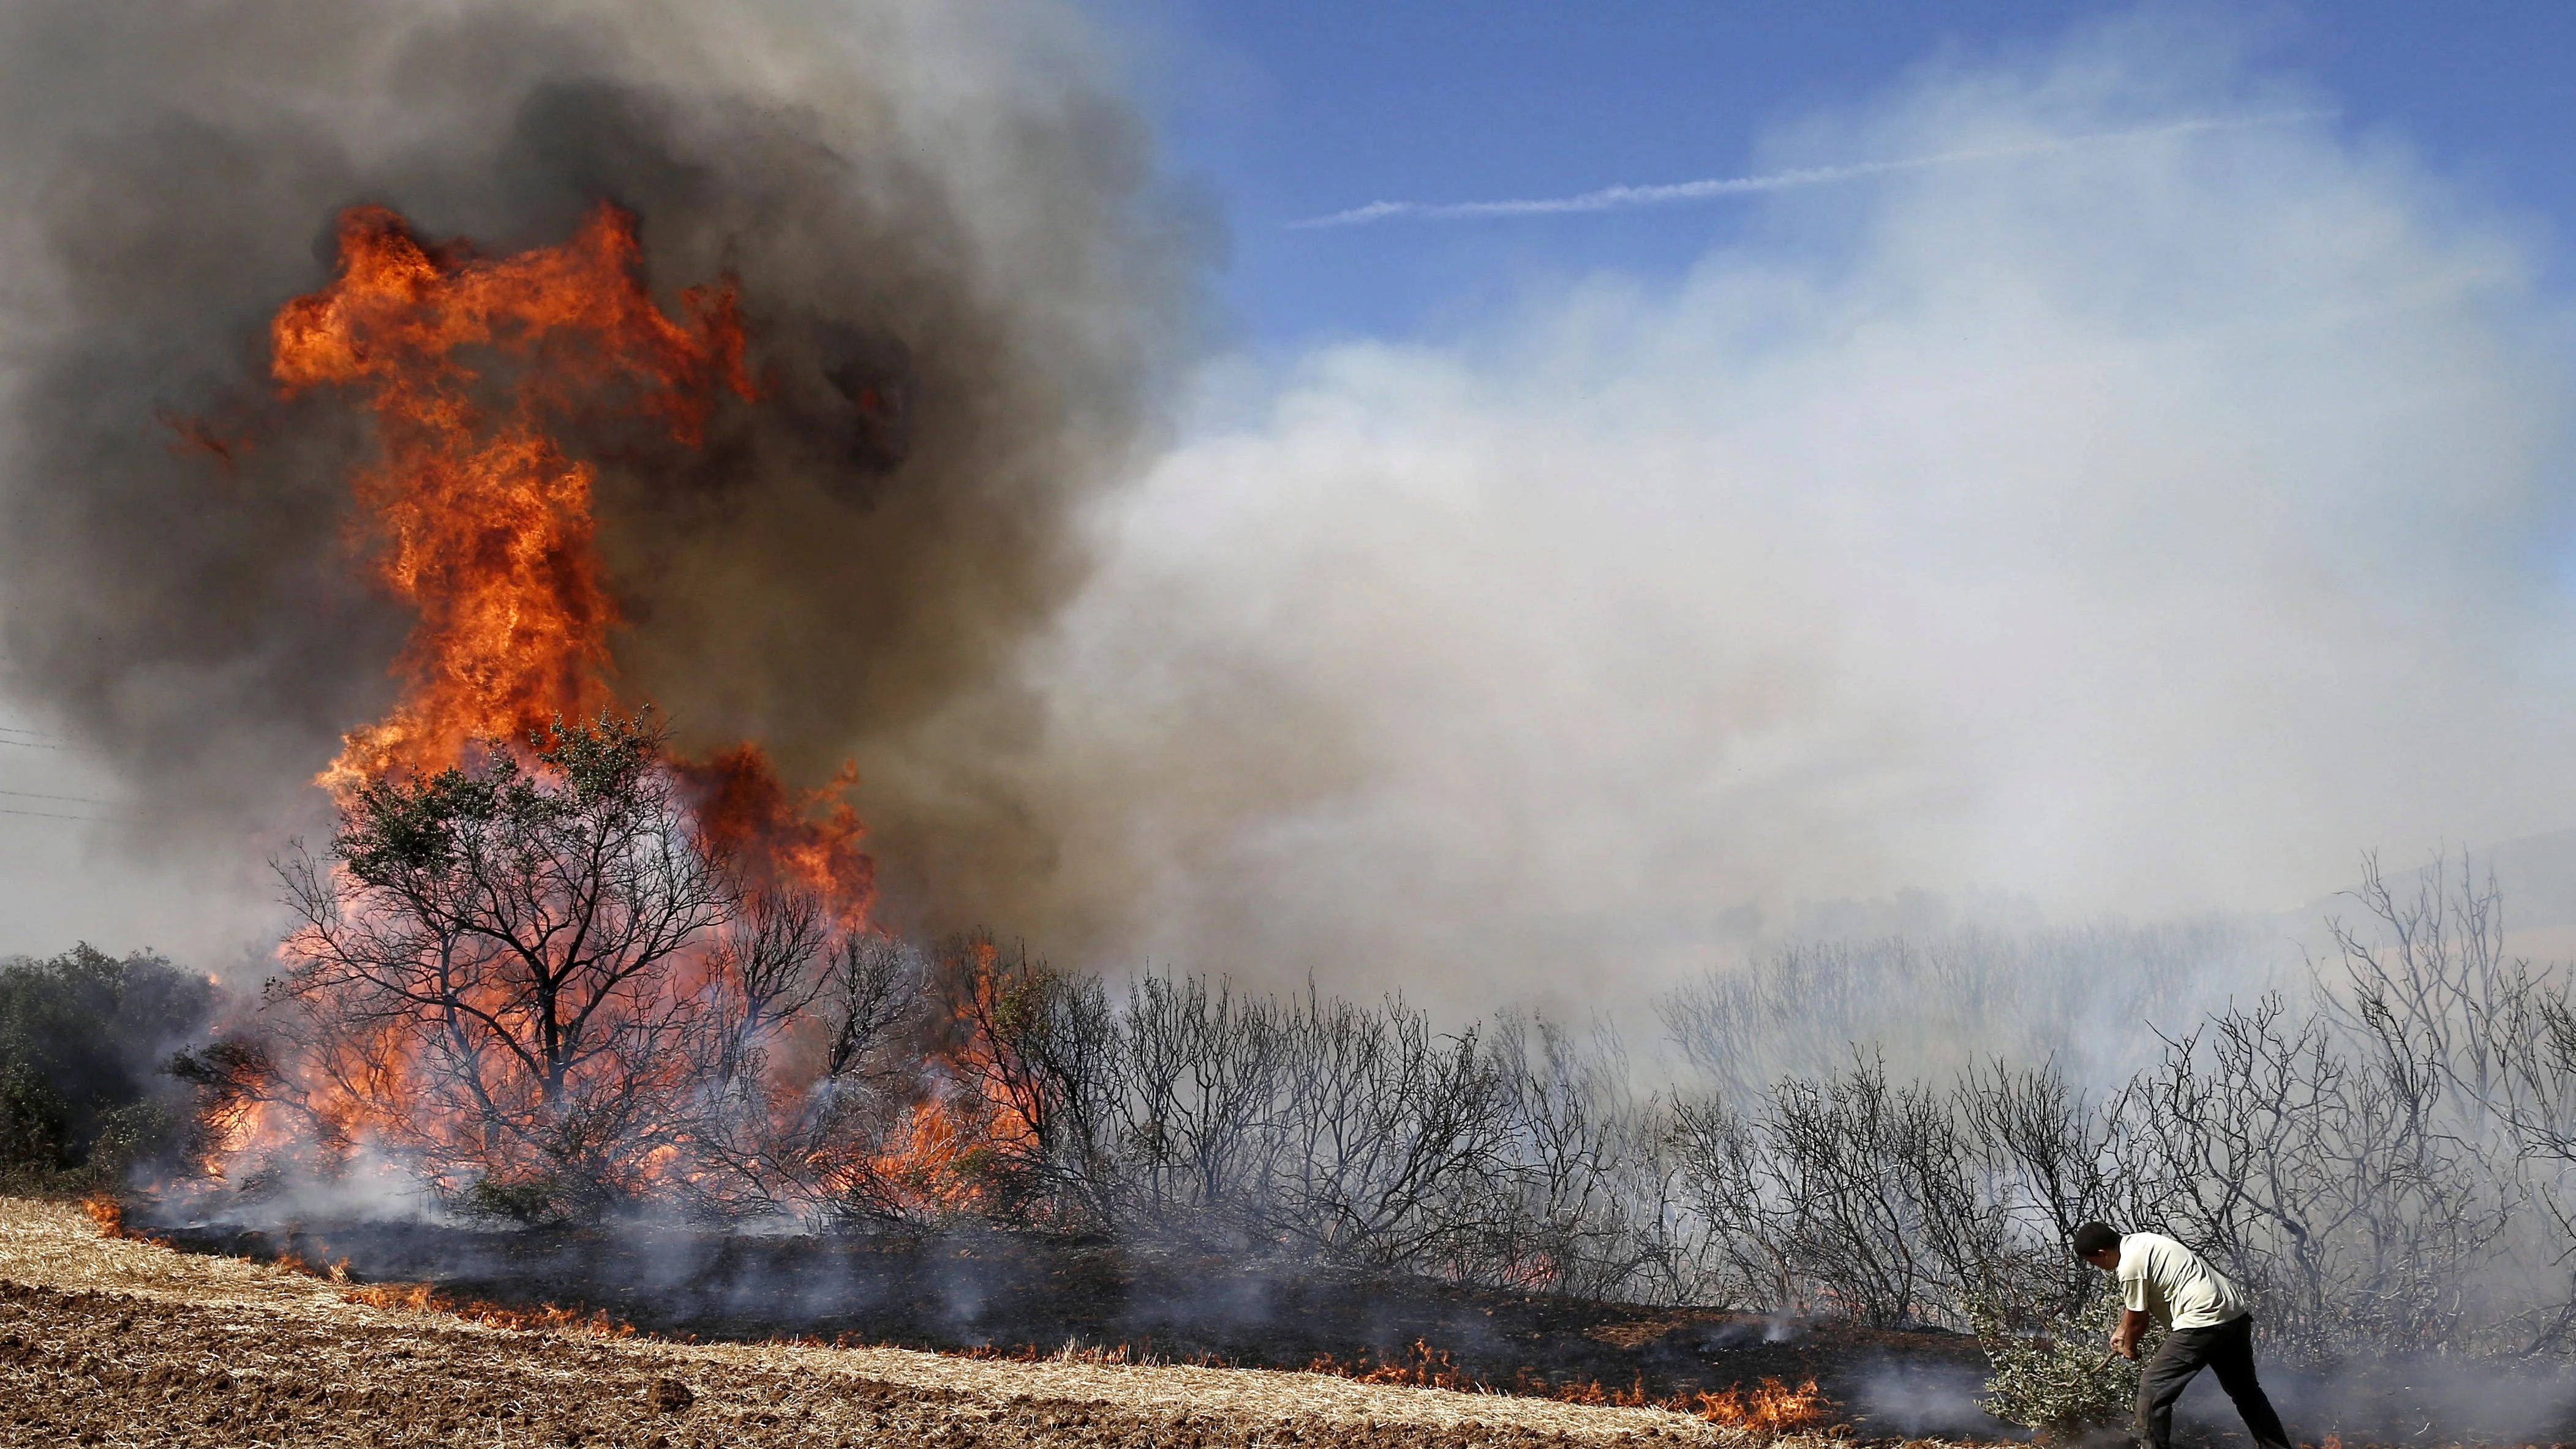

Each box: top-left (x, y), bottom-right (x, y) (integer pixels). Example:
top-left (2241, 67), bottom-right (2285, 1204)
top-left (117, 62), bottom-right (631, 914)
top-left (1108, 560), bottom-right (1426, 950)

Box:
top-left (1970, 1285), bottom-right (2158, 1443)
top-left (0, 944), bottom-right (217, 1185)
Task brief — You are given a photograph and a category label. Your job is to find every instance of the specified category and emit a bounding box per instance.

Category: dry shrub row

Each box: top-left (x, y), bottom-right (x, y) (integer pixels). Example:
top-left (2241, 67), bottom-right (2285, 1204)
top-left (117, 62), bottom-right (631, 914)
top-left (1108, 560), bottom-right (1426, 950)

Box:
top-left (134, 717), bottom-right (2576, 1377)
top-left (1662, 858), bottom-right (2576, 1369)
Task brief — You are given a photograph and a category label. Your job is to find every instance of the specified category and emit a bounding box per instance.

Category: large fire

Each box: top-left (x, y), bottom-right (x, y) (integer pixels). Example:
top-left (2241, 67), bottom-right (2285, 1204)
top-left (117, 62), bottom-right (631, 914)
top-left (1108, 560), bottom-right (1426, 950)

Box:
top-left (269, 198), bottom-right (870, 912)
top-left (272, 201), bottom-right (747, 791)
top-left (189, 203), bottom-right (1007, 1213)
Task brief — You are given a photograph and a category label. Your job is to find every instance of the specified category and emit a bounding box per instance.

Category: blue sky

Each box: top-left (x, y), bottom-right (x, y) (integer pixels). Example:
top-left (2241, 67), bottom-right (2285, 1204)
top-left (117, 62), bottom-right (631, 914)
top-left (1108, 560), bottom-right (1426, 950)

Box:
top-left (1106, 2), bottom-right (2576, 350)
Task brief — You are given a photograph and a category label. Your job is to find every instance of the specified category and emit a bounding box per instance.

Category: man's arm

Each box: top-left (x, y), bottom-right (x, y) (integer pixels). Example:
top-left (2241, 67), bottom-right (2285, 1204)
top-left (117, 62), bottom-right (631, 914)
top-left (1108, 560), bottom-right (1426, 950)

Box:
top-left (2109, 1308), bottom-right (2152, 1360)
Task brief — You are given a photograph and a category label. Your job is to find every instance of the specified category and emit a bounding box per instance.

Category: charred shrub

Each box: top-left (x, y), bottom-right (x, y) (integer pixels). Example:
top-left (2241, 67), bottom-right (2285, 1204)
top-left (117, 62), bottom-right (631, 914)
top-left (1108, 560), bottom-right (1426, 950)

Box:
top-left (457, 1176), bottom-right (589, 1228)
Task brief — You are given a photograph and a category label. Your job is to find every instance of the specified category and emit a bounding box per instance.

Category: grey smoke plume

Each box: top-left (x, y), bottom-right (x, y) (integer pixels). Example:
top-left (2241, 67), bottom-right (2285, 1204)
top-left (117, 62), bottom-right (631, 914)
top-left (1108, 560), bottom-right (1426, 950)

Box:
top-left (0, 0), bottom-right (1209, 944)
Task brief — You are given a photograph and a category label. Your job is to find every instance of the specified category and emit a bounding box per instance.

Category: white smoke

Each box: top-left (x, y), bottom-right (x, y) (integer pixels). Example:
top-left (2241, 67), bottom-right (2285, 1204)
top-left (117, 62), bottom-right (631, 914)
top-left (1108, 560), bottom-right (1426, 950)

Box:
top-left (1014, 23), bottom-right (2576, 1016)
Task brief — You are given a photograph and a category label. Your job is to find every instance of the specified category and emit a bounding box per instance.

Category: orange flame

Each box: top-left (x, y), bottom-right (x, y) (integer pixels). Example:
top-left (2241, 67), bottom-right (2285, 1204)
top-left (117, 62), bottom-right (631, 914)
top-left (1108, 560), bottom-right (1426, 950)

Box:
top-left (343, 1279), bottom-right (637, 1338)
top-left (81, 1194), bottom-right (126, 1238)
top-left (266, 200), bottom-right (870, 915)
top-left (1690, 1377), bottom-right (1833, 1435)
top-left (672, 746), bottom-right (874, 919)
top-left (272, 200), bottom-right (754, 791)
top-left (195, 203), bottom-right (899, 1202)
top-left (1303, 1341), bottom-right (1836, 1436)
top-left (873, 936), bottom-right (1049, 1214)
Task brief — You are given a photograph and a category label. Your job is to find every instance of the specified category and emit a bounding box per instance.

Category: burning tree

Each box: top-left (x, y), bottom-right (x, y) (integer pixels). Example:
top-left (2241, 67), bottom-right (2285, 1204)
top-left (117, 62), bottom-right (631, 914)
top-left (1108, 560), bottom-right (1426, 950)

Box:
top-left (261, 709), bottom-right (950, 1225)
top-left (273, 711), bottom-right (742, 1220)
top-left (173, 200), bottom-right (921, 1224)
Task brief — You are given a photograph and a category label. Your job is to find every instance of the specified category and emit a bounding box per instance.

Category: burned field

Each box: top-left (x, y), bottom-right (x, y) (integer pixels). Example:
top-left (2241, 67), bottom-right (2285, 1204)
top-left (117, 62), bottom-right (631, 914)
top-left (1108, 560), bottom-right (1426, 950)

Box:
top-left (17, 1197), bottom-right (2575, 1449)
top-left (147, 1213), bottom-right (1986, 1425)
top-left (70, 1204), bottom-right (2576, 1449)
top-left (0, 1194), bottom-right (1813, 1448)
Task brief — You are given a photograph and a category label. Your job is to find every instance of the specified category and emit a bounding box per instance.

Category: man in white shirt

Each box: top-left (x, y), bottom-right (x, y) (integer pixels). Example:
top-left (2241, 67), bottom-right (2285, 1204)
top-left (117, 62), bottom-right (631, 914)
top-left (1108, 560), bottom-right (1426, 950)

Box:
top-left (2072, 1221), bottom-right (2292, 1449)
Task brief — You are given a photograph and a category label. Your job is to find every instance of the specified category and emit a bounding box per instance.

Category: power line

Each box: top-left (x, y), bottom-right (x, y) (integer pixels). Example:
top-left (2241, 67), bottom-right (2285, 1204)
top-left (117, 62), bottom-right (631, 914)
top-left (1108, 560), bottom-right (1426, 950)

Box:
top-left (0, 738), bottom-right (62, 751)
top-left (0, 805), bottom-right (111, 822)
top-left (0, 787), bottom-right (104, 805)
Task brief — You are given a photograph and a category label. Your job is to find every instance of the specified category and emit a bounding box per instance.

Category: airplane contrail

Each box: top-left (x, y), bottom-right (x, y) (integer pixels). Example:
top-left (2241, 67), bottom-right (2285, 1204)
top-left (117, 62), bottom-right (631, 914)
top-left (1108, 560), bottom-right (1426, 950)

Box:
top-left (1290, 111), bottom-right (2332, 229)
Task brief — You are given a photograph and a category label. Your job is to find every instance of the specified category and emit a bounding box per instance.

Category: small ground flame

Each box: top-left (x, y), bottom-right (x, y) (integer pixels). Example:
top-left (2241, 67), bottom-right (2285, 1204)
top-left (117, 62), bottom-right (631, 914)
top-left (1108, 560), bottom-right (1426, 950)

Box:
top-left (1689, 1377), bottom-right (1832, 1435)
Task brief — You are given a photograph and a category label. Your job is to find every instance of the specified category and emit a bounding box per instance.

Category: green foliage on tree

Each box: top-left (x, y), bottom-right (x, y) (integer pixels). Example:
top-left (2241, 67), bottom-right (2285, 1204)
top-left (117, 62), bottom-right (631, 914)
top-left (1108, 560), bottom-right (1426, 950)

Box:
top-left (0, 1060), bottom-right (66, 1169)
top-left (0, 944), bottom-right (216, 1183)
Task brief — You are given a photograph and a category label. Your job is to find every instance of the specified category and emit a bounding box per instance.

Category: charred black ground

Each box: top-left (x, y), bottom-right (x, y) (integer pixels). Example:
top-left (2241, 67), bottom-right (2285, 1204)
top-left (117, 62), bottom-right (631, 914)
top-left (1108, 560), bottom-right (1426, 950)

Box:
top-left (146, 1215), bottom-right (1999, 1437)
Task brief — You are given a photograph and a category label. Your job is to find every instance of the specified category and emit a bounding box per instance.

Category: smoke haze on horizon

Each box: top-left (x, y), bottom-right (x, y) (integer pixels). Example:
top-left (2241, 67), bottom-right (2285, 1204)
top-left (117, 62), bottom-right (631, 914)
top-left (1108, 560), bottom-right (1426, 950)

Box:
top-left (1, 12), bottom-right (2573, 1025)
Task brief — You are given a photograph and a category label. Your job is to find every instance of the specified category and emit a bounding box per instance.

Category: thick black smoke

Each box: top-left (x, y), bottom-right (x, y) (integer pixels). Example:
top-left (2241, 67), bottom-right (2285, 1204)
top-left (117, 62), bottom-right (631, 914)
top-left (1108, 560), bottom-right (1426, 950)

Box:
top-left (0, 0), bottom-right (1211, 940)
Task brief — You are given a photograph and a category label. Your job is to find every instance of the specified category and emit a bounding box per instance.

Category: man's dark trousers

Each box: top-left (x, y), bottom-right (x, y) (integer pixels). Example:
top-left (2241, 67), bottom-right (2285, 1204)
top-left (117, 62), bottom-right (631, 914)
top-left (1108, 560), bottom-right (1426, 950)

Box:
top-left (2134, 1313), bottom-right (2292, 1449)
